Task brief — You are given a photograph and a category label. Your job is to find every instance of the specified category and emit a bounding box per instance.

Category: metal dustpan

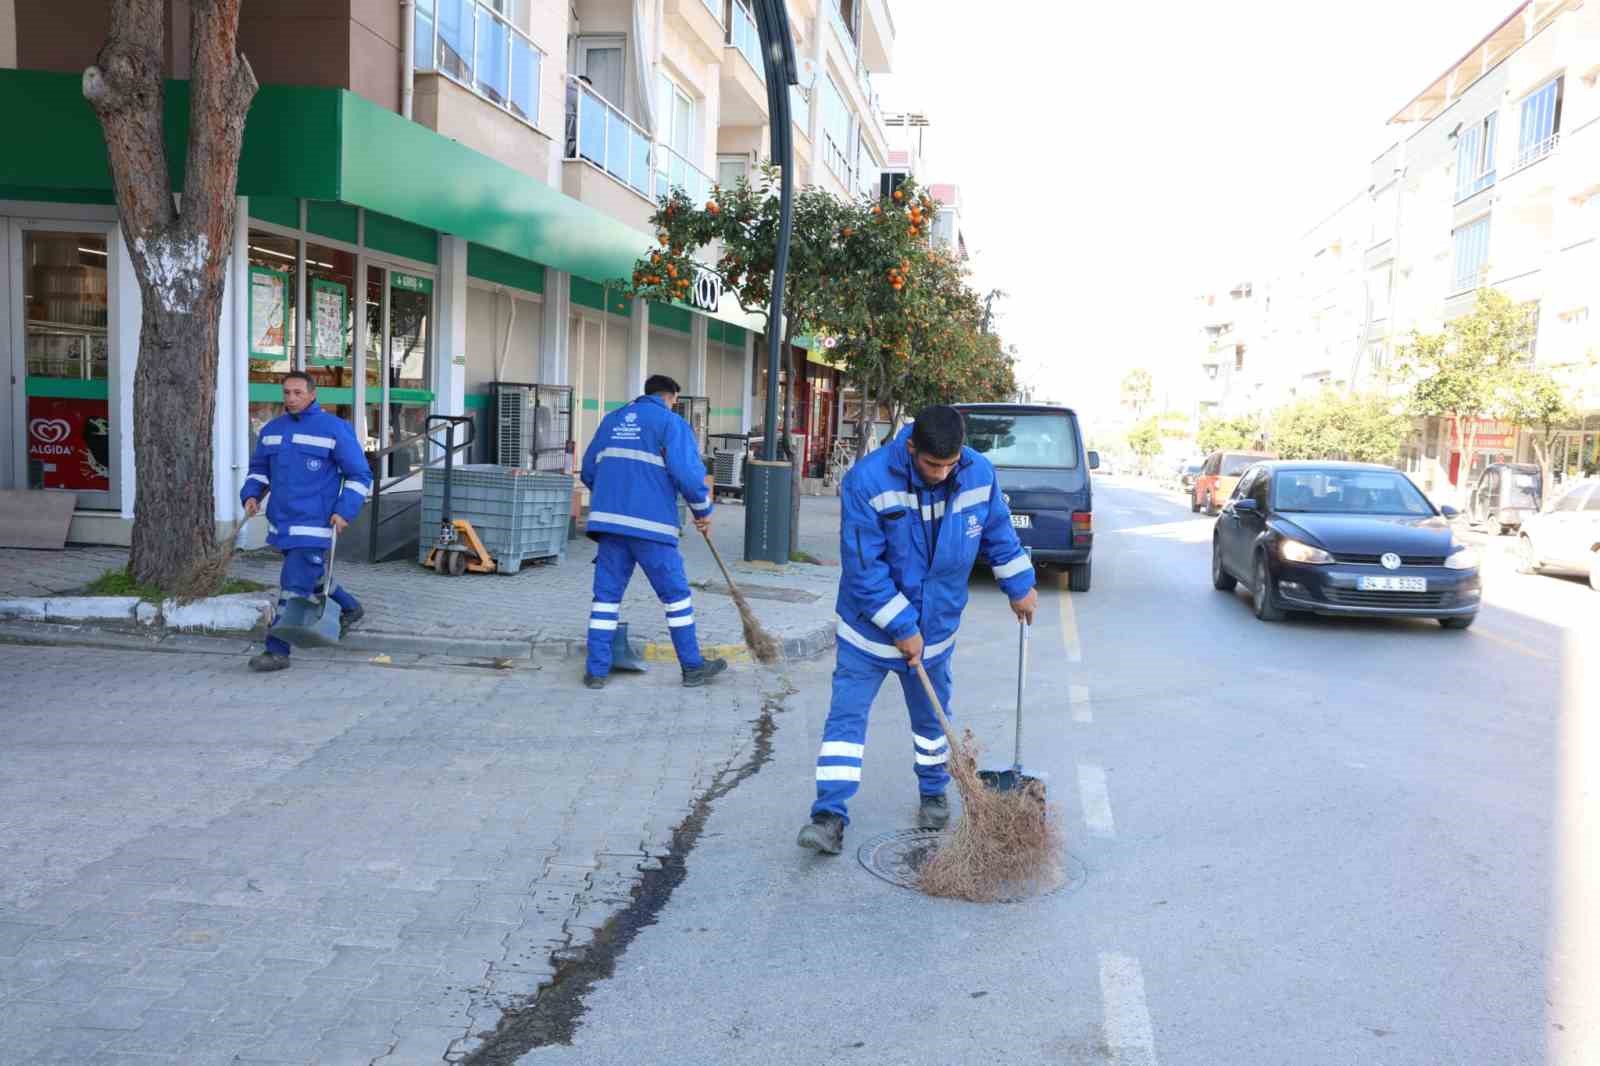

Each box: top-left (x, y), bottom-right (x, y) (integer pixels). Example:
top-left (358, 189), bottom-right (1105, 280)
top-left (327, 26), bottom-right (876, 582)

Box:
top-left (976, 619), bottom-right (1047, 796)
top-left (610, 621), bottom-right (648, 673)
top-left (269, 531), bottom-right (343, 649)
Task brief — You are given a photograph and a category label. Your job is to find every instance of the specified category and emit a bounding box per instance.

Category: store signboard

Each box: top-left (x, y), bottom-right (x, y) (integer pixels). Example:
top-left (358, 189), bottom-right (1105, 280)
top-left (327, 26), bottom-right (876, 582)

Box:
top-left (391, 272), bottom-right (433, 295)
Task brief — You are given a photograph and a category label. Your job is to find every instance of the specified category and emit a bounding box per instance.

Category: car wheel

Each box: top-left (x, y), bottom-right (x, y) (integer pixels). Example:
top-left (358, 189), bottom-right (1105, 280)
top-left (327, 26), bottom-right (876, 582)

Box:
top-left (1517, 535), bottom-right (1542, 575)
top-left (1068, 561), bottom-right (1092, 593)
top-left (1212, 538), bottom-right (1237, 591)
top-left (1439, 615), bottom-right (1476, 630)
top-left (1252, 553), bottom-right (1284, 622)
top-left (1190, 494), bottom-right (1200, 514)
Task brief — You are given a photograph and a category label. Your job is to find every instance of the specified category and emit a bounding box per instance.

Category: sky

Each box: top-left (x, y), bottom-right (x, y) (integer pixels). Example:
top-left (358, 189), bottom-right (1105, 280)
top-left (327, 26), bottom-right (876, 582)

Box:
top-left (875, 0), bottom-right (1520, 436)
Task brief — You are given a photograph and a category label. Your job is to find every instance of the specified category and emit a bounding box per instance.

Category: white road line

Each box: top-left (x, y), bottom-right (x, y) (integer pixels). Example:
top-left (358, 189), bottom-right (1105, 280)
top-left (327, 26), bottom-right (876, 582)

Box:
top-left (1070, 684), bottom-right (1092, 723)
top-left (1078, 763), bottom-right (1116, 838)
top-left (1099, 952), bottom-right (1158, 1065)
top-left (1058, 588), bottom-right (1083, 662)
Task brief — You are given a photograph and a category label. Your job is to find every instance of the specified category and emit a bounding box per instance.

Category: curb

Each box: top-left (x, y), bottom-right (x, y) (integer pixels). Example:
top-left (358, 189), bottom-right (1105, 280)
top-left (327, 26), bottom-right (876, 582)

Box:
top-left (0, 593), bottom-right (272, 632)
top-left (0, 615), bottom-right (840, 666)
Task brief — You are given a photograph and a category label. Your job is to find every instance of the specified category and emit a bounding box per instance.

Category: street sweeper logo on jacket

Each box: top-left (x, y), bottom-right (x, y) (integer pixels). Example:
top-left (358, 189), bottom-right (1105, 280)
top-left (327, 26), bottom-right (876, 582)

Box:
top-left (966, 514), bottom-right (982, 538)
top-left (305, 458), bottom-right (322, 472)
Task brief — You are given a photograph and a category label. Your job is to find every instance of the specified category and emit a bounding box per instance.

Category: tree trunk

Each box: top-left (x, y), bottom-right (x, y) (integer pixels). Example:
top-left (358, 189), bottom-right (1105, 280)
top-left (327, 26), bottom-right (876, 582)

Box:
top-left (85, 0), bottom-right (257, 590)
top-left (1532, 436), bottom-right (1552, 509)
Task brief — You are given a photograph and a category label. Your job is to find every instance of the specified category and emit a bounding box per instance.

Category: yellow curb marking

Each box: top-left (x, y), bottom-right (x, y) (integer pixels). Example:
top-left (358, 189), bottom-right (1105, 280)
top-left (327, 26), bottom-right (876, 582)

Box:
top-left (644, 642), bottom-right (753, 663)
top-left (1058, 588), bottom-right (1082, 663)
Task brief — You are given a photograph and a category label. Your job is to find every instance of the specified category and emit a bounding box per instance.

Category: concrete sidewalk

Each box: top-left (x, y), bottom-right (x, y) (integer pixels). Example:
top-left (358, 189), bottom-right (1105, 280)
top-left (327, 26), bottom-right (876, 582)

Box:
top-left (0, 497), bottom-right (847, 664)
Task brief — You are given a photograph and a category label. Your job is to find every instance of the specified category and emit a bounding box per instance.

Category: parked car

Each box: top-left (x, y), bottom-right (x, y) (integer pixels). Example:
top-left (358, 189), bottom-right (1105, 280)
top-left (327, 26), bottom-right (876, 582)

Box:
top-left (1211, 461), bottom-right (1480, 628)
top-left (1180, 461), bottom-right (1204, 496)
top-left (1516, 479), bottom-right (1600, 591)
top-left (1193, 449), bottom-right (1275, 514)
top-left (956, 403), bottom-right (1097, 592)
top-left (1467, 463), bottom-right (1543, 533)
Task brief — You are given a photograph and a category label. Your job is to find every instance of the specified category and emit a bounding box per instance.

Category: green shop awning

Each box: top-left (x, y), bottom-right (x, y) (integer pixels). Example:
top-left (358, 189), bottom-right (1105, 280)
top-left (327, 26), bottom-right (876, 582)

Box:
top-left (0, 69), bottom-right (765, 332)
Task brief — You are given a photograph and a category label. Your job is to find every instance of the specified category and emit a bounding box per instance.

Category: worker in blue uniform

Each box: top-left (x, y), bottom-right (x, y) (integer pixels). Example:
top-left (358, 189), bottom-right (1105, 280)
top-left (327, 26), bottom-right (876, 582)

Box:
top-left (580, 374), bottom-right (727, 690)
top-left (798, 405), bottom-right (1038, 854)
top-left (240, 371), bottom-right (373, 672)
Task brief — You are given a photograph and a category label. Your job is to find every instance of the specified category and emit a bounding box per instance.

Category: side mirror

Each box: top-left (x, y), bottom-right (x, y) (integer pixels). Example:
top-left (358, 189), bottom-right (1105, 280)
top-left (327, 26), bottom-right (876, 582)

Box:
top-left (1233, 498), bottom-right (1259, 514)
top-left (1088, 451), bottom-right (1101, 470)
top-left (1440, 505), bottom-right (1459, 519)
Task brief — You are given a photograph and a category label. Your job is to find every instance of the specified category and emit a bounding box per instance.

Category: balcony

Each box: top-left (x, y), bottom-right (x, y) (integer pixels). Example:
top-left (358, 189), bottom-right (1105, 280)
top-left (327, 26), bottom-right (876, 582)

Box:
top-left (655, 142), bottom-right (716, 207)
top-left (665, 0), bottom-right (725, 61)
top-left (720, 0), bottom-right (768, 127)
top-left (563, 76), bottom-right (656, 229)
top-left (414, 0), bottom-right (545, 129)
top-left (1514, 131), bottom-right (1561, 172)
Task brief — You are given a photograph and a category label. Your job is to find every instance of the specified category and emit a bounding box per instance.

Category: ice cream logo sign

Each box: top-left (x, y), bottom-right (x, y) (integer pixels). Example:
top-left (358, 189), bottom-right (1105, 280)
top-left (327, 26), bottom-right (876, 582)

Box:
top-left (29, 418), bottom-right (74, 453)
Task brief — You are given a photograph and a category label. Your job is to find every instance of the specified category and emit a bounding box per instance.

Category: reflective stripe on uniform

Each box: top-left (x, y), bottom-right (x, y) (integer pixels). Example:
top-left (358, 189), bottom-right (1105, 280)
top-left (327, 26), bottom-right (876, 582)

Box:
top-left (261, 435), bottom-right (282, 445)
top-left (588, 511), bottom-right (680, 538)
top-left (589, 618), bottom-right (619, 631)
top-left (915, 751), bottom-right (950, 766)
top-left (869, 490), bottom-right (918, 512)
top-left (816, 765), bottom-right (862, 782)
top-left (246, 473), bottom-right (270, 485)
top-left (667, 614), bottom-right (695, 628)
top-left (591, 601), bottom-right (621, 613)
top-left (871, 592), bottom-right (911, 629)
top-left (341, 481), bottom-right (372, 498)
top-left (836, 617), bottom-right (958, 661)
top-left (597, 447), bottom-right (665, 467)
top-left (688, 498), bottom-right (713, 515)
top-left (287, 525), bottom-right (334, 539)
top-left (913, 732), bottom-right (948, 753)
top-left (819, 740), bottom-right (866, 760)
top-left (291, 433), bottom-right (337, 449)
top-left (951, 485), bottom-right (992, 514)
top-left (992, 554), bottom-right (1033, 579)
top-left (663, 597), bottom-right (693, 613)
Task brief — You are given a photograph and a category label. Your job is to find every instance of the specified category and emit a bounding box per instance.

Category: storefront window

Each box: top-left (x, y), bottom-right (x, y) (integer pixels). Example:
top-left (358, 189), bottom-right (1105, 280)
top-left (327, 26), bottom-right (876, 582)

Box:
top-left (23, 232), bottom-right (111, 497)
top-left (247, 231), bottom-right (298, 446)
top-left (364, 265), bottom-right (435, 478)
top-left (303, 242), bottom-right (358, 426)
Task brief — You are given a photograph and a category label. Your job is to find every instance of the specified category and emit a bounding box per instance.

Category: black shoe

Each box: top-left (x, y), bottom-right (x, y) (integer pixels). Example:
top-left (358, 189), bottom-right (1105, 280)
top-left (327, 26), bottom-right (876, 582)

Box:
top-left (797, 812), bottom-right (845, 855)
top-left (339, 605), bottom-right (365, 638)
top-left (681, 658), bottom-right (728, 688)
top-left (918, 793), bottom-right (950, 830)
top-left (583, 672), bottom-right (607, 690)
top-left (248, 652), bottom-right (290, 673)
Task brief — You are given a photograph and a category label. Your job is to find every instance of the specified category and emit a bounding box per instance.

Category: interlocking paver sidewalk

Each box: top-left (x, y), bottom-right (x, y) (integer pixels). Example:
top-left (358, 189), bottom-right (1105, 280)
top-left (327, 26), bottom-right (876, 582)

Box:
top-left (0, 496), bottom-right (848, 661)
top-left (0, 642), bottom-right (785, 1064)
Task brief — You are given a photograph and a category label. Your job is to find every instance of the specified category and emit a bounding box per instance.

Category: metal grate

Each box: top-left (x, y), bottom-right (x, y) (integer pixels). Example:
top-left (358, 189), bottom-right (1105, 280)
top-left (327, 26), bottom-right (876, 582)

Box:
top-left (1323, 589), bottom-right (1452, 609)
top-left (1333, 553), bottom-right (1447, 566)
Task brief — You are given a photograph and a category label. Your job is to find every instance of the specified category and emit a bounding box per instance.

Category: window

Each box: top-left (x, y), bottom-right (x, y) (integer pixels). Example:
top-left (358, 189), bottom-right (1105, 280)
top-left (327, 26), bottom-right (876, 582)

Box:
top-left (1451, 216), bottom-right (1491, 294)
top-left (1554, 484), bottom-right (1589, 512)
top-left (656, 74), bottom-right (696, 157)
top-left (1272, 469), bottom-right (1432, 516)
top-left (1221, 453), bottom-right (1259, 476)
top-left (1517, 77), bottom-right (1562, 169)
top-left (1455, 113), bottom-right (1496, 200)
top-left (717, 155), bottom-right (749, 191)
top-left (820, 75), bottom-right (853, 180)
top-left (1248, 470), bottom-right (1269, 507)
top-left (963, 413), bottom-right (1080, 468)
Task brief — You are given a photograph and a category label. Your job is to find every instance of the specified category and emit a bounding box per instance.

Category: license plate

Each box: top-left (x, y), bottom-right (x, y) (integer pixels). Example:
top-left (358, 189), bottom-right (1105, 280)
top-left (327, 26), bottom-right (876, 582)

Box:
top-left (1358, 576), bottom-right (1426, 592)
top-left (1010, 514), bottom-right (1031, 529)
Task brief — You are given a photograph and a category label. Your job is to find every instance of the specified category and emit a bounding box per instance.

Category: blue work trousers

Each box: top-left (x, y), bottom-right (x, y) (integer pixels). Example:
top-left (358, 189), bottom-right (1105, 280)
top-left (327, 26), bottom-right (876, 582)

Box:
top-left (587, 534), bottom-right (703, 676)
top-left (264, 547), bottom-right (359, 657)
top-left (811, 641), bottom-right (954, 824)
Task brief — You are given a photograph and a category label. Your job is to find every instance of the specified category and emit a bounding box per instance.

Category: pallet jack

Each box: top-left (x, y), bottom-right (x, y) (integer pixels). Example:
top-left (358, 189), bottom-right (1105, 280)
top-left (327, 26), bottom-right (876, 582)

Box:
top-left (422, 415), bottom-right (496, 577)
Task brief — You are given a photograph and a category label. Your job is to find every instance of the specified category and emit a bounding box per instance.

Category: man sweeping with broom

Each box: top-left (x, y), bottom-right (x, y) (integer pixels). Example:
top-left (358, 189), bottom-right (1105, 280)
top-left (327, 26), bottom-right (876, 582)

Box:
top-left (798, 405), bottom-right (1038, 855)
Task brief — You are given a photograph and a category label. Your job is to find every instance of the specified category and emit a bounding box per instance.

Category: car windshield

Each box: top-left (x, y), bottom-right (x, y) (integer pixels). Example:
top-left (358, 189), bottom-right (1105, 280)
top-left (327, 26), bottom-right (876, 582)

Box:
top-left (1272, 469), bottom-right (1434, 515)
top-left (1185, 463), bottom-right (1203, 475)
top-left (1508, 471), bottom-right (1541, 506)
top-left (1221, 454), bottom-right (1260, 476)
top-left (964, 413), bottom-right (1079, 468)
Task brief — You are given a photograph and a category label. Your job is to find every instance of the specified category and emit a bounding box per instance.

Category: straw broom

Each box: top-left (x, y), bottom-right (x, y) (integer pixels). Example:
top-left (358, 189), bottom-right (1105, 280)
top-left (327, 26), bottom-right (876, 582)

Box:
top-left (699, 530), bottom-right (781, 665)
top-left (911, 660), bottom-right (1065, 902)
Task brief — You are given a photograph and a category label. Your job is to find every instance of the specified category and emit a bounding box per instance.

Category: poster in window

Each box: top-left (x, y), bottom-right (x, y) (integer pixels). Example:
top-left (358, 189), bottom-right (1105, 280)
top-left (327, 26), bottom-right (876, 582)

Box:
top-left (249, 266), bottom-right (288, 360)
top-left (308, 279), bottom-right (348, 366)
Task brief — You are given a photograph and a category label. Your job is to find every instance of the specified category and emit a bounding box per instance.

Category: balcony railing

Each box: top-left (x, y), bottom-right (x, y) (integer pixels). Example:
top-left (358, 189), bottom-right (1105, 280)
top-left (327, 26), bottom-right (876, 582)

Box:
top-left (830, 1), bottom-right (858, 61)
top-left (565, 76), bottom-right (654, 199)
top-left (1455, 165), bottom-right (1495, 203)
top-left (823, 131), bottom-right (854, 187)
top-left (728, 0), bottom-right (765, 82)
top-left (1514, 131), bottom-right (1560, 172)
top-left (656, 142), bottom-right (715, 206)
top-left (415, 0), bottom-right (545, 127)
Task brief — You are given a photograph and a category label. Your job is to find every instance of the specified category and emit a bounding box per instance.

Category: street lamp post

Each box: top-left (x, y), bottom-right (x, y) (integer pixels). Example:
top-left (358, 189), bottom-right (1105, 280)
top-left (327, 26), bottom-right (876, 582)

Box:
top-left (744, 0), bottom-right (800, 563)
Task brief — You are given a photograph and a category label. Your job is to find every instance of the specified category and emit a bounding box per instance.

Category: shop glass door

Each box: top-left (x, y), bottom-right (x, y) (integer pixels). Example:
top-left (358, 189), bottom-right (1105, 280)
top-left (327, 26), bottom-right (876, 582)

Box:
top-left (12, 223), bottom-right (116, 509)
top-left (362, 265), bottom-right (434, 479)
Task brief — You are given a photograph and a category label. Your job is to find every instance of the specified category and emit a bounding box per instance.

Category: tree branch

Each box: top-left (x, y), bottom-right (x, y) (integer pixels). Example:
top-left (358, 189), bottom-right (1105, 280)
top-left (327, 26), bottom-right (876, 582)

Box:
top-left (83, 0), bottom-right (173, 239)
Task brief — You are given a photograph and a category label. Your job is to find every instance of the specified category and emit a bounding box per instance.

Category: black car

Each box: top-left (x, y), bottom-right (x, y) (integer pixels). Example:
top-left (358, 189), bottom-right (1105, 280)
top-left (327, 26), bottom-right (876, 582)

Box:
top-left (1210, 461), bottom-right (1481, 628)
top-left (955, 403), bottom-right (1098, 591)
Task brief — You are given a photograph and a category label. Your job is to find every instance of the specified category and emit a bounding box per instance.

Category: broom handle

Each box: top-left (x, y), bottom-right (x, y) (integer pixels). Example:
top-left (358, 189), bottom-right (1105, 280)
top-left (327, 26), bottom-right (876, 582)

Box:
top-left (700, 526), bottom-right (741, 600)
top-left (914, 660), bottom-right (962, 753)
top-left (1014, 619), bottom-right (1027, 770)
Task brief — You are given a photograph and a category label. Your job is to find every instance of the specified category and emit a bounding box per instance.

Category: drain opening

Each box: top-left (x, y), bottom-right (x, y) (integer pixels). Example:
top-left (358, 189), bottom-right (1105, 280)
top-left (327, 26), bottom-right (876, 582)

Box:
top-left (856, 828), bottom-right (1088, 903)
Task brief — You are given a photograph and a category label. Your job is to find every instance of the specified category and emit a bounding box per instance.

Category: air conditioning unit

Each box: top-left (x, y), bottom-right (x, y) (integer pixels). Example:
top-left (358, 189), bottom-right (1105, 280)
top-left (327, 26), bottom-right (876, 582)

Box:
top-left (496, 385), bottom-right (535, 468)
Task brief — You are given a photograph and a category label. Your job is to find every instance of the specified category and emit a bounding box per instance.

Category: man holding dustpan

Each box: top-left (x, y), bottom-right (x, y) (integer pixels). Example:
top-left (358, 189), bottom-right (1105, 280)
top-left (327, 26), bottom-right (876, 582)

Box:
top-left (798, 405), bottom-right (1038, 855)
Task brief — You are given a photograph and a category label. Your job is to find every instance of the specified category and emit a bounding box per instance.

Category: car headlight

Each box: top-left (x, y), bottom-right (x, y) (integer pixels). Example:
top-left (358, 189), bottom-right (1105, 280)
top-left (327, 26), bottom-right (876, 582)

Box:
top-left (1445, 545), bottom-right (1480, 570)
top-left (1279, 538), bottom-right (1334, 564)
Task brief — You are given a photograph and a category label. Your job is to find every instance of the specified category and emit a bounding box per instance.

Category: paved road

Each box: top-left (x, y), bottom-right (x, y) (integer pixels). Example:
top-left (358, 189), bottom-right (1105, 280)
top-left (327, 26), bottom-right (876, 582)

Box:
top-left (518, 478), bottom-right (1599, 1066)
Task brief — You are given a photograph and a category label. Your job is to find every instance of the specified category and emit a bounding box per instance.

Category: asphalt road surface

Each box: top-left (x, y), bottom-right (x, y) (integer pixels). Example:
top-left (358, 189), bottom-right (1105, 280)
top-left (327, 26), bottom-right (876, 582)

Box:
top-left (520, 477), bottom-right (1598, 1066)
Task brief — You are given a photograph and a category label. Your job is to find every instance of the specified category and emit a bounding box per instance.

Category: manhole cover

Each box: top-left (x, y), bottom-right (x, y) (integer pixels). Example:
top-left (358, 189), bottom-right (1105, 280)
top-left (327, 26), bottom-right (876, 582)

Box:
top-left (856, 828), bottom-right (1088, 903)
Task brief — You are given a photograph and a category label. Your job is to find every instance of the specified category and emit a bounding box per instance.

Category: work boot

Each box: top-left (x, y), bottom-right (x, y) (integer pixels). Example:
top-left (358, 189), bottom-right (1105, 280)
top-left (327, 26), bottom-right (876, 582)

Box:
top-left (339, 605), bottom-right (365, 638)
top-left (583, 672), bottom-right (607, 690)
top-left (918, 793), bottom-right (951, 830)
top-left (248, 652), bottom-right (290, 673)
top-left (797, 812), bottom-right (845, 855)
top-left (681, 658), bottom-right (728, 688)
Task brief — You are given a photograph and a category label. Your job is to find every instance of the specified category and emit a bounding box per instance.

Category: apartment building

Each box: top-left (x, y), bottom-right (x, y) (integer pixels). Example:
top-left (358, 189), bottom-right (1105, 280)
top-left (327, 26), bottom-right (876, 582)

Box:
top-left (0, 0), bottom-right (893, 547)
top-left (1199, 0), bottom-right (1600, 495)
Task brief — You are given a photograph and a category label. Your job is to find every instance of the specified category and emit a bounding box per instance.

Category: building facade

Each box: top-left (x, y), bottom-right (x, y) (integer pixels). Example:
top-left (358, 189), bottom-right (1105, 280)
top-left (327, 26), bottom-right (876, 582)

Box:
top-left (0, 0), bottom-right (894, 545)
